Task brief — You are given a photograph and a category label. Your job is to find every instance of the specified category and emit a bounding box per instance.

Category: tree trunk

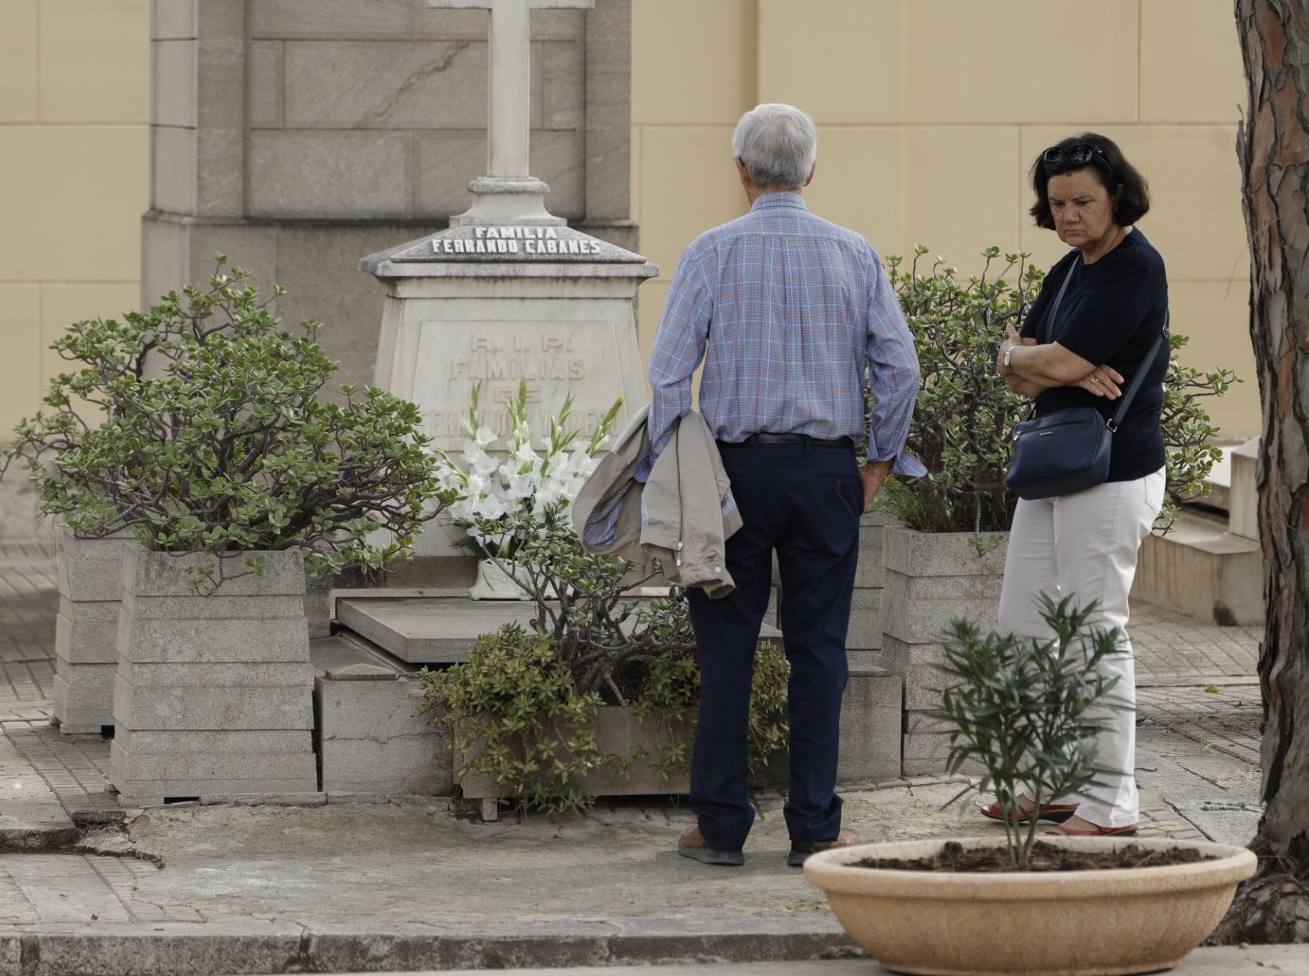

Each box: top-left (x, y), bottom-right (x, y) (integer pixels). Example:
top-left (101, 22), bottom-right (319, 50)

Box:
top-left (1212, 0), bottom-right (1309, 944)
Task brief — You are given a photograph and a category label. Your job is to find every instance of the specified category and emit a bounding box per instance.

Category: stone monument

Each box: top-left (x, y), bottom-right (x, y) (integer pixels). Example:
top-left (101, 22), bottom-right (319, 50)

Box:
top-left (363, 0), bottom-right (656, 562)
top-left (142, 0), bottom-right (637, 396)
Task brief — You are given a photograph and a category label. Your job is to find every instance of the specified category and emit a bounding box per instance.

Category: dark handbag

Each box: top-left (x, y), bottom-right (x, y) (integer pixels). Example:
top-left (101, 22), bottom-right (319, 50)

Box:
top-left (1005, 261), bottom-right (1168, 501)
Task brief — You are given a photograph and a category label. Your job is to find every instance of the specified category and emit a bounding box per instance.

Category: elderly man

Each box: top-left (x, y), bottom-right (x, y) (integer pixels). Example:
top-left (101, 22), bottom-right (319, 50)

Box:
top-left (647, 103), bottom-right (924, 867)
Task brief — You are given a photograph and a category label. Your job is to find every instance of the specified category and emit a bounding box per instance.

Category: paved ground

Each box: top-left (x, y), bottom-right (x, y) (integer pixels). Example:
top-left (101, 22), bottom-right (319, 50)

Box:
top-left (0, 548), bottom-right (1292, 975)
top-left (266, 952), bottom-right (1309, 976)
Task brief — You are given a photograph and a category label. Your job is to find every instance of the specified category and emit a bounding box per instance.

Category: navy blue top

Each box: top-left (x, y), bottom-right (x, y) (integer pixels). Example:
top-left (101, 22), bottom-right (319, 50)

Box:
top-left (1020, 229), bottom-right (1169, 483)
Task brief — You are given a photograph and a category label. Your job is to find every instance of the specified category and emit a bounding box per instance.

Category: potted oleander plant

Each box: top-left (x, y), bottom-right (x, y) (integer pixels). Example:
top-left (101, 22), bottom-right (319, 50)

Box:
top-left (2, 258), bottom-right (445, 803)
top-left (804, 596), bottom-right (1257, 976)
top-left (878, 246), bottom-right (1235, 774)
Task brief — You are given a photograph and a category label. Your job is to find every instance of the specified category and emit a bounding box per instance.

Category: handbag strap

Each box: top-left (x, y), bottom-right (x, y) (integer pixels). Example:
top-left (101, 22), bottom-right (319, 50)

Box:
top-left (1040, 259), bottom-right (1078, 343)
top-left (1107, 309), bottom-right (1169, 433)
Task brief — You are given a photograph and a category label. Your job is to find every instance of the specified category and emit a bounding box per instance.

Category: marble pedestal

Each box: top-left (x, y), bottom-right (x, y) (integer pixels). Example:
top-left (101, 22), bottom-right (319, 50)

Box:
top-left (363, 224), bottom-right (657, 558)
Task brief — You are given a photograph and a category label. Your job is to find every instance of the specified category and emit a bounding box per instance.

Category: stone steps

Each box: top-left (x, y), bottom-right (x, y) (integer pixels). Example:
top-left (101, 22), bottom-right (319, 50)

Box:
top-left (1133, 511), bottom-right (1262, 626)
top-left (1133, 437), bottom-right (1263, 627)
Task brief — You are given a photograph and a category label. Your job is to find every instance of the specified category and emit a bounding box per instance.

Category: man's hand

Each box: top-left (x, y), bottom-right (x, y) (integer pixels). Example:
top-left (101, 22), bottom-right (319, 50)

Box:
top-left (859, 460), bottom-right (892, 511)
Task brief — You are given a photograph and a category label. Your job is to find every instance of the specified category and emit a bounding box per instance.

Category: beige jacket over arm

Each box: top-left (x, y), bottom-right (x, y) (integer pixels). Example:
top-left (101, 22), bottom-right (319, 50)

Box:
top-left (571, 406), bottom-right (742, 598)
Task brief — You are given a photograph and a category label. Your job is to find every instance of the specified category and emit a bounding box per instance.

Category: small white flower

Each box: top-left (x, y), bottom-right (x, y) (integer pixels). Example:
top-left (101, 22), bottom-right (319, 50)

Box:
top-left (474, 425), bottom-right (497, 448)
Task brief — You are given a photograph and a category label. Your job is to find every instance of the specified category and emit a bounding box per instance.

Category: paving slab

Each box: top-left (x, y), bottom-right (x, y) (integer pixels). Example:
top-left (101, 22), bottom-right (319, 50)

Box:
top-left (339, 596), bottom-right (783, 664)
top-left (0, 720), bottom-right (76, 850)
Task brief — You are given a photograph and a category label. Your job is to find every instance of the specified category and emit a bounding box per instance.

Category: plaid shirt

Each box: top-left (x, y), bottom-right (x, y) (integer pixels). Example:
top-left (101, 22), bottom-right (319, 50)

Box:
top-left (647, 192), bottom-right (925, 477)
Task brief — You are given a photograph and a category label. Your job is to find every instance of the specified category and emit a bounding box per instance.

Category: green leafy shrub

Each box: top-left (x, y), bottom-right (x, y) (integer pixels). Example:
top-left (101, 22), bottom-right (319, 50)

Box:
top-left (1, 259), bottom-right (445, 589)
top-left (420, 504), bottom-right (790, 815)
top-left (422, 619), bottom-right (788, 816)
top-left (880, 246), bottom-right (1235, 533)
top-left (423, 624), bottom-right (618, 816)
top-left (933, 595), bottom-right (1127, 868)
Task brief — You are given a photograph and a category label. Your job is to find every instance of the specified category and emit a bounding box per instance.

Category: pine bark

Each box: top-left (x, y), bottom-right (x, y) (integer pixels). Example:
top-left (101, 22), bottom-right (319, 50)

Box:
top-left (1212, 0), bottom-right (1309, 943)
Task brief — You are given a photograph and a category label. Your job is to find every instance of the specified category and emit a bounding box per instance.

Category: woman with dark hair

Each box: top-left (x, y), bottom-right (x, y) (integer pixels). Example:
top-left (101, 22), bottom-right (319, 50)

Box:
top-left (985, 132), bottom-right (1169, 837)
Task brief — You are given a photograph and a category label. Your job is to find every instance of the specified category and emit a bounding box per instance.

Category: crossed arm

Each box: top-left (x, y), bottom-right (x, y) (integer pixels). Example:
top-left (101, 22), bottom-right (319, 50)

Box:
top-left (996, 325), bottom-right (1124, 401)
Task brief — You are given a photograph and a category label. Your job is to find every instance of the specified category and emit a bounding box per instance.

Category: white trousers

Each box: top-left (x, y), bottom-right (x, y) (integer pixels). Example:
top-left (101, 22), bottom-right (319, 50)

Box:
top-left (997, 468), bottom-right (1166, 828)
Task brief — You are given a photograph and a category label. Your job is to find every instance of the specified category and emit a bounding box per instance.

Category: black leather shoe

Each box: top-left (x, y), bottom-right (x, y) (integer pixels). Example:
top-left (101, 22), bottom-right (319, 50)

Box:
top-left (787, 827), bottom-right (860, 867)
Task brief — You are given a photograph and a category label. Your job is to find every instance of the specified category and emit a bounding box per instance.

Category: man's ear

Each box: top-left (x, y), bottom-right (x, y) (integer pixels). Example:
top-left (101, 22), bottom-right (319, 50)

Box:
top-left (735, 157), bottom-right (751, 189)
top-left (803, 163), bottom-right (816, 188)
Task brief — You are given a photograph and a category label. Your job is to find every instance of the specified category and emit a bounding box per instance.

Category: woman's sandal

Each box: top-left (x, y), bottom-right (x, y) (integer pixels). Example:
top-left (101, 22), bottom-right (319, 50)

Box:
top-left (979, 799), bottom-right (1079, 825)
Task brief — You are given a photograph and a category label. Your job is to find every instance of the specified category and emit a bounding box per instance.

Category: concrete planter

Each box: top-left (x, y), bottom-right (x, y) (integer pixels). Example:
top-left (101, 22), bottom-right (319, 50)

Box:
top-left (316, 664), bottom-right (451, 797)
top-left (52, 522), bottom-right (130, 734)
top-left (110, 545), bottom-right (319, 806)
top-left (457, 705), bottom-right (691, 821)
top-left (848, 509), bottom-right (901, 666)
top-left (879, 527), bottom-right (1008, 775)
top-left (804, 835), bottom-right (1257, 976)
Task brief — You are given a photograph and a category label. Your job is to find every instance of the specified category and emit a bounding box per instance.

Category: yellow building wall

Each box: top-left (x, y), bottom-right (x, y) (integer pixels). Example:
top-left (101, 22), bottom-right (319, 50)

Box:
top-left (632, 0), bottom-right (1258, 438)
top-left (0, 0), bottom-right (150, 435)
top-left (0, 0), bottom-right (1258, 440)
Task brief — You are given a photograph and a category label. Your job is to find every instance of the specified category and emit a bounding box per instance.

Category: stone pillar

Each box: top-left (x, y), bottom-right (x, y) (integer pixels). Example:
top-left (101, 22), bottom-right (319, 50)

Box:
top-left (143, 0), bottom-right (637, 396)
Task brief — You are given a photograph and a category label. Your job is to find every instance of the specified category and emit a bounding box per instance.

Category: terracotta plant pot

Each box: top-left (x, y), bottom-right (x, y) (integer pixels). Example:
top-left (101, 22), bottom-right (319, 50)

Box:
top-left (804, 835), bottom-right (1256, 976)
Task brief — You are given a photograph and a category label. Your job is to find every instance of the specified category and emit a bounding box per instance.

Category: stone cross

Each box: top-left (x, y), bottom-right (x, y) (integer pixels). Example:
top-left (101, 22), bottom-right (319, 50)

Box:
top-left (426, 0), bottom-right (594, 225)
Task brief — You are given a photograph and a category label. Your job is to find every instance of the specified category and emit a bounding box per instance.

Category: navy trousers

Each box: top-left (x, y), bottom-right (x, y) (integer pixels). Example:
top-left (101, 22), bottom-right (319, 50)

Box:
top-left (686, 440), bottom-right (861, 853)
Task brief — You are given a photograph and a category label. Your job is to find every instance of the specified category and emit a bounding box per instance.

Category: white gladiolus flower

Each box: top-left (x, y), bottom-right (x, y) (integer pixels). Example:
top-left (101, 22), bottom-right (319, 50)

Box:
top-left (474, 425), bottom-right (497, 447)
top-left (465, 473), bottom-right (485, 496)
top-left (477, 493), bottom-right (506, 520)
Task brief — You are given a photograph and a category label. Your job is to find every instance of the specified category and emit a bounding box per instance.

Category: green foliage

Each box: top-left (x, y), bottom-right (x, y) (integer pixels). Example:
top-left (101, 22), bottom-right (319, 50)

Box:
top-left (1158, 333), bottom-right (1238, 527)
top-left (932, 595), bottom-right (1128, 869)
top-left (421, 511), bottom-right (790, 814)
top-left (420, 624), bottom-right (617, 816)
top-left (879, 245), bottom-right (1235, 534)
top-left (882, 246), bottom-right (1038, 533)
top-left (421, 620), bottom-right (789, 816)
top-left (1, 259), bottom-right (445, 590)
top-left (633, 638), bottom-right (790, 781)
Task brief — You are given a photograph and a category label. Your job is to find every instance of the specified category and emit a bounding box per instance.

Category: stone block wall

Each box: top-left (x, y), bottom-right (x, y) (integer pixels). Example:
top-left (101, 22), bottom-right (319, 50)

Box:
top-left (110, 547), bottom-right (319, 805)
top-left (316, 666), bottom-right (451, 797)
top-left (52, 524), bottom-right (128, 734)
top-left (878, 527), bottom-right (1008, 776)
top-left (143, 0), bottom-right (636, 395)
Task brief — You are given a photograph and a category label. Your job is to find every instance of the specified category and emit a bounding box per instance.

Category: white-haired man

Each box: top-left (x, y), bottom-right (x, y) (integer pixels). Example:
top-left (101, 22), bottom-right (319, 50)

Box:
top-left (647, 103), bottom-right (924, 867)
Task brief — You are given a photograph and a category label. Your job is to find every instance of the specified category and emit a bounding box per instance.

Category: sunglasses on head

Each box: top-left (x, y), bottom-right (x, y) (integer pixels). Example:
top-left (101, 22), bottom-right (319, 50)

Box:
top-left (1042, 144), bottom-right (1106, 168)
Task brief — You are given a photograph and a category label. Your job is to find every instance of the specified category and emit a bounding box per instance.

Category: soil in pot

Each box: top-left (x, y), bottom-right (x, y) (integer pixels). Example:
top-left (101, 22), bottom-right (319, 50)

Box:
top-left (852, 840), bottom-right (1217, 873)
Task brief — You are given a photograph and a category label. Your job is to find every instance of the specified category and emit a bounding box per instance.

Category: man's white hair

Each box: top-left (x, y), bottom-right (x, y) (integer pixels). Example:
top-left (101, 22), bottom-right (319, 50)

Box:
top-left (731, 103), bottom-right (818, 190)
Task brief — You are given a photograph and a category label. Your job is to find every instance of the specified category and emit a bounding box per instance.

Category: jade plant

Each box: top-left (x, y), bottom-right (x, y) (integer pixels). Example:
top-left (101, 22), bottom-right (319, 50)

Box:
top-left (1, 258), bottom-right (446, 590)
top-left (879, 246), bottom-right (1236, 534)
top-left (933, 595), bottom-right (1127, 868)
